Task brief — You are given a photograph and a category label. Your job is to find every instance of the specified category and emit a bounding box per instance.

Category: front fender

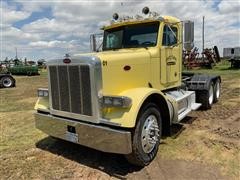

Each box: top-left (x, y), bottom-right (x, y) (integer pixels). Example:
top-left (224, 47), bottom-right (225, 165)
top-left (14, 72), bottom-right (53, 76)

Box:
top-left (102, 87), bottom-right (168, 128)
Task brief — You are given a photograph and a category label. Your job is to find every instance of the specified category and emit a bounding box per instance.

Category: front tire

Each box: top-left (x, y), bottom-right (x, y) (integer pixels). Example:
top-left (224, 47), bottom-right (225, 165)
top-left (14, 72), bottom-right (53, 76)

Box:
top-left (125, 103), bottom-right (162, 166)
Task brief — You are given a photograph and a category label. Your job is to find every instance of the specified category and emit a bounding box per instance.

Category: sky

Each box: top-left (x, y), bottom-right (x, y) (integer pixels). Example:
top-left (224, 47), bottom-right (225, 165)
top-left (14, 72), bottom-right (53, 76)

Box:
top-left (0, 0), bottom-right (240, 61)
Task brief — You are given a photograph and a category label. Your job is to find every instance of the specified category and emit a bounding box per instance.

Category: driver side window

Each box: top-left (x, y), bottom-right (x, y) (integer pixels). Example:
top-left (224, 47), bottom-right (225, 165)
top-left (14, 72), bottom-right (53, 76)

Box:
top-left (105, 30), bottom-right (123, 49)
top-left (162, 25), bottom-right (178, 46)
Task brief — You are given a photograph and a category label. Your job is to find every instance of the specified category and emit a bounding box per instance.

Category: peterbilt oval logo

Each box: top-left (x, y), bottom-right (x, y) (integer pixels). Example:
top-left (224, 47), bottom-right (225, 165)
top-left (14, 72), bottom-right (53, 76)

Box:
top-left (63, 58), bottom-right (71, 64)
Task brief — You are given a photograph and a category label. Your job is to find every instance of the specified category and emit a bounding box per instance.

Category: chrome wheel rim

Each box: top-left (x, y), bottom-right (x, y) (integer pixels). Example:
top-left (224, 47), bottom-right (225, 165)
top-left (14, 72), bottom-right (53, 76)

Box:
top-left (209, 85), bottom-right (214, 105)
top-left (141, 115), bottom-right (160, 153)
top-left (215, 82), bottom-right (220, 99)
top-left (3, 78), bottom-right (12, 87)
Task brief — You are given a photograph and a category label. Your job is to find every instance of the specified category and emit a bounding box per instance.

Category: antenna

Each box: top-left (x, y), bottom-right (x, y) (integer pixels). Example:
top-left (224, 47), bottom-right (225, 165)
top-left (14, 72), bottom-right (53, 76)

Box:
top-left (202, 16), bottom-right (205, 60)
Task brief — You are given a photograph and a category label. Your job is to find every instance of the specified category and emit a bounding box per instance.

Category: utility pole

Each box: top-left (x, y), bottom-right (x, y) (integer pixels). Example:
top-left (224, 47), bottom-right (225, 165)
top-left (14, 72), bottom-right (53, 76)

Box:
top-left (15, 47), bottom-right (18, 60)
top-left (202, 16), bottom-right (205, 60)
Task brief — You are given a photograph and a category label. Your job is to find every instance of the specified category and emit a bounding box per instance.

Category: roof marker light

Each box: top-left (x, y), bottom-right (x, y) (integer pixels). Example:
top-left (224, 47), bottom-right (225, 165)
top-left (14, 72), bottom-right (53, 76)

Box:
top-left (113, 13), bottom-right (119, 20)
top-left (142, 7), bottom-right (150, 15)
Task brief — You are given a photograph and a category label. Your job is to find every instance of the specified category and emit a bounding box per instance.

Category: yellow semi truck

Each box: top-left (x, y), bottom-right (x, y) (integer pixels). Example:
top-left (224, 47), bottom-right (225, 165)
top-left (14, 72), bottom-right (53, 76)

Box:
top-left (35, 7), bottom-right (221, 166)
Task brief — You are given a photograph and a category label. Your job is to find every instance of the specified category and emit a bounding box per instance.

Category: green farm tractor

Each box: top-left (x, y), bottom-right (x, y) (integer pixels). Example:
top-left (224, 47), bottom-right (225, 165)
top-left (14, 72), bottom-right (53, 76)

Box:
top-left (8, 65), bottom-right (39, 76)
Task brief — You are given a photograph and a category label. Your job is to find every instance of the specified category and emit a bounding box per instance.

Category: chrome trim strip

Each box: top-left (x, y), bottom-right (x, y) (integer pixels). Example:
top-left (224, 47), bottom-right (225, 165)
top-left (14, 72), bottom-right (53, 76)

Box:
top-left (67, 66), bottom-right (72, 112)
top-left (35, 112), bottom-right (132, 154)
top-left (78, 65), bottom-right (83, 113)
top-left (47, 66), bottom-right (53, 113)
top-left (56, 66), bottom-right (61, 110)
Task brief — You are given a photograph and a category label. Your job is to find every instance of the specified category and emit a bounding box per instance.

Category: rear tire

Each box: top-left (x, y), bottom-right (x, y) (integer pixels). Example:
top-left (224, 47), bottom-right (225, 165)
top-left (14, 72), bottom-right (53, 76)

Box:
top-left (213, 79), bottom-right (221, 103)
top-left (0, 76), bottom-right (15, 88)
top-left (125, 103), bottom-right (162, 166)
top-left (197, 81), bottom-right (214, 110)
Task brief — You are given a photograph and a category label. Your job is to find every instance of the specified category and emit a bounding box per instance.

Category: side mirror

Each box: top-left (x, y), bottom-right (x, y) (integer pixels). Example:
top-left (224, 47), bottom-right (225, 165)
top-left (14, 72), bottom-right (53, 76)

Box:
top-left (184, 21), bottom-right (194, 51)
top-left (90, 33), bottom-right (103, 52)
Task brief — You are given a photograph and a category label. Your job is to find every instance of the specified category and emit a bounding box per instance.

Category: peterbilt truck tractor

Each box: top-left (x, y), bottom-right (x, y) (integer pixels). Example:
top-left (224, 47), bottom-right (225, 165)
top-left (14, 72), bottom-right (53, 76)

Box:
top-left (35, 7), bottom-right (221, 166)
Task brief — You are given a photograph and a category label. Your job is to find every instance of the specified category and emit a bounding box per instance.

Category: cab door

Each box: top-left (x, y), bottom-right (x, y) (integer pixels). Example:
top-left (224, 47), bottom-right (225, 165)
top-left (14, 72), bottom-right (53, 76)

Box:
top-left (160, 24), bottom-right (181, 87)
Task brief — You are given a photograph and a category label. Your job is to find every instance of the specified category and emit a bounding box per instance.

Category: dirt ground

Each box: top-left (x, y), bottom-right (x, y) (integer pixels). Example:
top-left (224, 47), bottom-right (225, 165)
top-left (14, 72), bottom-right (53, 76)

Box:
top-left (0, 66), bottom-right (239, 180)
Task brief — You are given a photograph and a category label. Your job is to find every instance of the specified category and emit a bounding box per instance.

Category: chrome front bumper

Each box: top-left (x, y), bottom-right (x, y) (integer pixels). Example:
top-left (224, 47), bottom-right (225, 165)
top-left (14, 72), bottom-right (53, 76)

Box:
top-left (35, 113), bottom-right (132, 154)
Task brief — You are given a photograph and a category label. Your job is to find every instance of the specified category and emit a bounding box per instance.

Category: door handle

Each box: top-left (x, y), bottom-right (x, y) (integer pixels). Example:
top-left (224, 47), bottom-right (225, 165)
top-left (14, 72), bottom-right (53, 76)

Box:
top-left (167, 61), bottom-right (176, 65)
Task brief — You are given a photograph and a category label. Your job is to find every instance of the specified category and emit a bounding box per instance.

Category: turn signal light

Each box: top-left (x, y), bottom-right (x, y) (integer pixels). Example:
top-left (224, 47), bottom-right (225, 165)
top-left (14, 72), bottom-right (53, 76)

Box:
top-left (37, 88), bottom-right (49, 97)
top-left (102, 96), bottom-right (132, 108)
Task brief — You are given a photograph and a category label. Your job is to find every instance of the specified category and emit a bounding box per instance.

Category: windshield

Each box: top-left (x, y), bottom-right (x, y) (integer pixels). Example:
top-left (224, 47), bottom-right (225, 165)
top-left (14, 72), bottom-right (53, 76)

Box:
top-left (102, 22), bottom-right (159, 51)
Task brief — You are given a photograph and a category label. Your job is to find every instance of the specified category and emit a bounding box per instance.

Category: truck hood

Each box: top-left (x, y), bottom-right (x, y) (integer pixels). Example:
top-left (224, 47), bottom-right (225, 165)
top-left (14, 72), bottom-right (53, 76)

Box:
top-left (74, 48), bottom-right (159, 95)
top-left (89, 48), bottom-right (152, 94)
top-left (75, 48), bottom-right (153, 64)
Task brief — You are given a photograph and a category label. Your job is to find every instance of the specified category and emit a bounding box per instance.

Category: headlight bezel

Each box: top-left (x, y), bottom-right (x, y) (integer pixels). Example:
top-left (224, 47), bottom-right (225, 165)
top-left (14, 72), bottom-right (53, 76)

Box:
top-left (101, 96), bottom-right (132, 108)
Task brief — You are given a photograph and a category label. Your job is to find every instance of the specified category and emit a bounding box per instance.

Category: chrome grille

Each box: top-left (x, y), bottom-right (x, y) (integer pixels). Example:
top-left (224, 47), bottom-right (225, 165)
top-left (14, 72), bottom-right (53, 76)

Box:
top-left (49, 65), bottom-right (92, 116)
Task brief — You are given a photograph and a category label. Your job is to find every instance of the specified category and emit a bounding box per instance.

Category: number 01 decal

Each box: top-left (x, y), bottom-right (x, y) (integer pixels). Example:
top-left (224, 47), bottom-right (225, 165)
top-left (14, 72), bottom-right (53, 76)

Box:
top-left (102, 61), bottom-right (108, 66)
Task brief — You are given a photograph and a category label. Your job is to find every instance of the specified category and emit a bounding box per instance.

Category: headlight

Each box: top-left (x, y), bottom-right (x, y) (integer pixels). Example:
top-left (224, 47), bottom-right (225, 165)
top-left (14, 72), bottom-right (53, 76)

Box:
top-left (37, 88), bottom-right (49, 97)
top-left (102, 96), bottom-right (132, 108)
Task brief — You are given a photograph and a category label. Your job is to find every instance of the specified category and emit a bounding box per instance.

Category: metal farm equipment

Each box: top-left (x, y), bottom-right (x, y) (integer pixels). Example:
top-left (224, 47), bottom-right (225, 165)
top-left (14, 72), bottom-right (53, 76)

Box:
top-left (8, 65), bottom-right (39, 76)
top-left (183, 47), bottom-right (200, 68)
top-left (183, 46), bottom-right (220, 69)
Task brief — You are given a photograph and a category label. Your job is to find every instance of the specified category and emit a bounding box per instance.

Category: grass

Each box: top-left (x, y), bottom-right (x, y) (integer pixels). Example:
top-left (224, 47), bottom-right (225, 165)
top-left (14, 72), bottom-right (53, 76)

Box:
top-left (0, 75), bottom-right (48, 152)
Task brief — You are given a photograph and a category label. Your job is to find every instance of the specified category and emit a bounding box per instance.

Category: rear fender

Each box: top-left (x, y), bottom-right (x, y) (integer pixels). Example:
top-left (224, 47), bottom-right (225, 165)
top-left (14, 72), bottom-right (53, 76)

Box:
top-left (187, 74), bottom-right (221, 91)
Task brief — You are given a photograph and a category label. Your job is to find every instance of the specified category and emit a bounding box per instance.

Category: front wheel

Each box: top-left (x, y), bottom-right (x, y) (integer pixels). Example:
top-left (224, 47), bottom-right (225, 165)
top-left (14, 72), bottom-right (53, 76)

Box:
top-left (125, 103), bottom-right (162, 166)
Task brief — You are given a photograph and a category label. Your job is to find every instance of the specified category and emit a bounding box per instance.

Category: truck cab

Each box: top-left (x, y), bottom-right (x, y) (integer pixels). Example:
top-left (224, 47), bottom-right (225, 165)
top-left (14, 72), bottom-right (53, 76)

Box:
top-left (35, 7), bottom-right (221, 166)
